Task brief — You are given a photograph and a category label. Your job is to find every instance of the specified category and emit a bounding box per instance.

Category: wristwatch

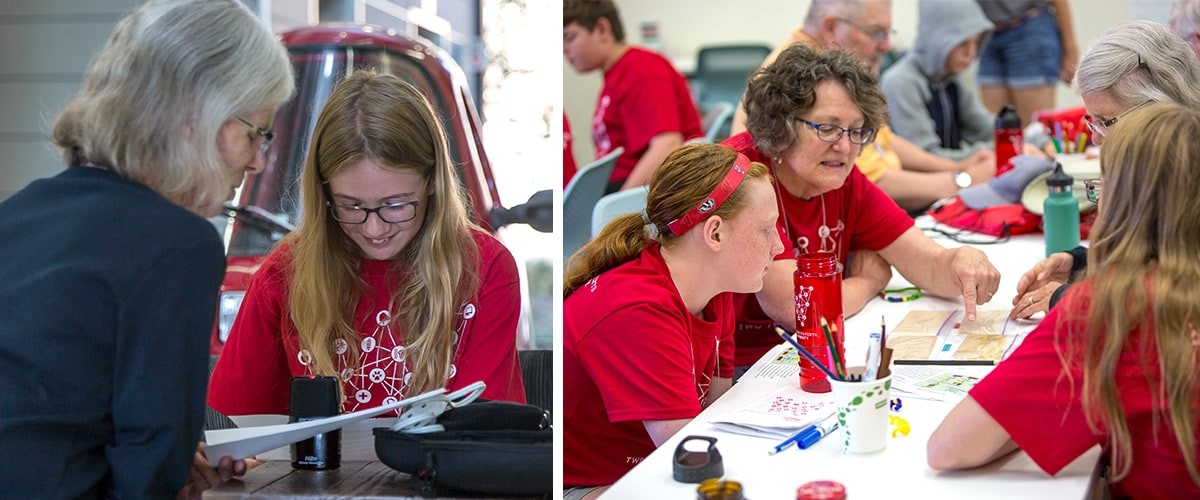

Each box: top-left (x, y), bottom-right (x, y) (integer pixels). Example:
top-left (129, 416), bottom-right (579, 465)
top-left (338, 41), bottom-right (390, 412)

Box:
top-left (953, 170), bottom-right (973, 189)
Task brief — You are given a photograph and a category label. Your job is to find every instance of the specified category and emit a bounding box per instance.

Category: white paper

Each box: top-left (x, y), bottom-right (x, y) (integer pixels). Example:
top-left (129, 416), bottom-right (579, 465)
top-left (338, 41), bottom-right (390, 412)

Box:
top-left (226, 417), bottom-right (392, 461)
top-left (709, 386), bottom-right (834, 439)
top-left (204, 388), bottom-right (445, 466)
top-left (228, 415), bottom-right (288, 427)
top-left (739, 343), bottom-right (802, 381)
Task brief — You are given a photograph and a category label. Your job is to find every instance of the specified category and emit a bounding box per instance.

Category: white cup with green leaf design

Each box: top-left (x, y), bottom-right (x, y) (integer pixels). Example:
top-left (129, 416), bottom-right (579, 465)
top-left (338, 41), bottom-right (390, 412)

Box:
top-left (828, 367), bottom-right (892, 454)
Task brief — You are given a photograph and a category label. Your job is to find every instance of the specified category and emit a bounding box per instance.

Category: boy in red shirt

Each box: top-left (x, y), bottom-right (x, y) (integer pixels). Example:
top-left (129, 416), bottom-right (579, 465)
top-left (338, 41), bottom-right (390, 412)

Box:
top-left (563, 0), bottom-right (702, 193)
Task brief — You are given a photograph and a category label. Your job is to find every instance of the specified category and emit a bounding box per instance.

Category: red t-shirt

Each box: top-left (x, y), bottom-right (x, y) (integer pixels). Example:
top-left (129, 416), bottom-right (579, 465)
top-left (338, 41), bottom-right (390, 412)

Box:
top-left (563, 243), bottom-right (735, 487)
top-left (723, 132), bottom-right (914, 365)
top-left (593, 47), bottom-right (702, 184)
top-left (208, 229), bottom-right (525, 416)
top-left (564, 113), bottom-right (578, 189)
top-left (970, 280), bottom-right (1200, 499)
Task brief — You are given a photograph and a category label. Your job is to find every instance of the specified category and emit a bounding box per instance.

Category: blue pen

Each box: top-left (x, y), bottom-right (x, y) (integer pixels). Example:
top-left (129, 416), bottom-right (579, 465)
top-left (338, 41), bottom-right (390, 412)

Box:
top-left (767, 413), bottom-right (836, 455)
top-left (768, 424), bottom-right (815, 455)
top-left (796, 415), bottom-right (839, 450)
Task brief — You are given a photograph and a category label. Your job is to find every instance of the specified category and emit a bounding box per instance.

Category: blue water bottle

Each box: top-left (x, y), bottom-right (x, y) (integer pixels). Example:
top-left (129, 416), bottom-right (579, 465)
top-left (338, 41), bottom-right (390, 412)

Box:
top-left (1042, 162), bottom-right (1080, 256)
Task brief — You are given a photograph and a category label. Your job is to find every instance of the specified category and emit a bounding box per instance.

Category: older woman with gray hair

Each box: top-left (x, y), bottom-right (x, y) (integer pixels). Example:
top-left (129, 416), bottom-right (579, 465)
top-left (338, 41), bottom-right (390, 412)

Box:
top-left (722, 44), bottom-right (1001, 370)
top-left (0, 0), bottom-right (294, 497)
top-left (1012, 19), bottom-right (1200, 319)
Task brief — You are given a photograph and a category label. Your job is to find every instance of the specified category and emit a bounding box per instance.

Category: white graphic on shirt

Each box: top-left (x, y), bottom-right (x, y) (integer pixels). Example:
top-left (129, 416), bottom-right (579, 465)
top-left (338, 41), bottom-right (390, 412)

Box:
top-left (691, 336), bottom-right (719, 408)
top-left (593, 95), bottom-right (612, 154)
top-left (321, 302), bottom-right (471, 412)
top-left (338, 309), bottom-right (410, 412)
top-left (791, 194), bottom-right (845, 257)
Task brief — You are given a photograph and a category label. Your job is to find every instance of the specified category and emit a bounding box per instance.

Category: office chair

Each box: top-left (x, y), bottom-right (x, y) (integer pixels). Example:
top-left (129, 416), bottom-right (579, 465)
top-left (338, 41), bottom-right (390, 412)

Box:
top-left (206, 354), bottom-right (236, 430)
top-left (518, 349), bottom-right (552, 416)
top-left (692, 44), bottom-right (772, 116)
top-left (591, 186), bottom-right (649, 238)
top-left (701, 101), bottom-right (736, 144)
top-left (563, 147), bottom-right (622, 265)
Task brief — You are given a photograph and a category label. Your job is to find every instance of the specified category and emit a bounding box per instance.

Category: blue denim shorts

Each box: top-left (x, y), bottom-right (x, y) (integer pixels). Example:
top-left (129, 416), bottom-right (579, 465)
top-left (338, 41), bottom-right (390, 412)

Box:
top-left (978, 8), bottom-right (1063, 89)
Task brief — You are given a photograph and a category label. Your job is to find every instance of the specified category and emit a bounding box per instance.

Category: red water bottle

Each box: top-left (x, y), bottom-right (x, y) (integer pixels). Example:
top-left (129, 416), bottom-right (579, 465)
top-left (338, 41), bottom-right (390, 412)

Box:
top-left (994, 105), bottom-right (1023, 176)
top-left (793, 252), bottom-right (844, 393)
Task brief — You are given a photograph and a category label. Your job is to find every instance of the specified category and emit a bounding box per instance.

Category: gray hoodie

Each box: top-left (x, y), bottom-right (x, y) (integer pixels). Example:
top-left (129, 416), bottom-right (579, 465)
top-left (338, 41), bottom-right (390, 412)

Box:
top-left (881, 0), bottom-right (994, 161)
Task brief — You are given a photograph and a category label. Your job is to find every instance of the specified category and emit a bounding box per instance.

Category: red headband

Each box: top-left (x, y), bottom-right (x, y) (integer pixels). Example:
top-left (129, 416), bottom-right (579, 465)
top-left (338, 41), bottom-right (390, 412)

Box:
top-left (665, 152), bottom-right (750, 236)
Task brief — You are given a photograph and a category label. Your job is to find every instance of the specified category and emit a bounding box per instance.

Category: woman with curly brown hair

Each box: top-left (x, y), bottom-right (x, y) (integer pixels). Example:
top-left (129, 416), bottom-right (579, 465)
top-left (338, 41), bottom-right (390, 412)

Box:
top-left (725, 44), bottom-right (1001, 371)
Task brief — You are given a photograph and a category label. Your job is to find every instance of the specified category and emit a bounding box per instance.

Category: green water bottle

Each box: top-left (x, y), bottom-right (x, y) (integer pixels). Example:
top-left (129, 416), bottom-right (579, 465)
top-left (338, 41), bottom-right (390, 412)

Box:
top-left (1043, 162), bottom-right (1080, 256)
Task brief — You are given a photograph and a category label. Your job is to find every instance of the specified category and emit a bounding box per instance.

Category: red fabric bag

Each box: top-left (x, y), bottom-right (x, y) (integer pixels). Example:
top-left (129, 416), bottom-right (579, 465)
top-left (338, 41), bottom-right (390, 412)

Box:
top-left (927, 197), bottom-right (1042, 237)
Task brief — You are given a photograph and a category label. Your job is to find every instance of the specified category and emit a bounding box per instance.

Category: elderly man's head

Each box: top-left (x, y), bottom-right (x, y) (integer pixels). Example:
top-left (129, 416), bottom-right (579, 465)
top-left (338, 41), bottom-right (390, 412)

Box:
top-left (804, 0), bottom-right (894, 71)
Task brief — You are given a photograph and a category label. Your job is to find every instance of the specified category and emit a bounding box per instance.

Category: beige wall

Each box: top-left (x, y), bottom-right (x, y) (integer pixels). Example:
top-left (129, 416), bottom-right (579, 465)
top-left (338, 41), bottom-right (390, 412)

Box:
top-left (0, 0), bottom-right (143, 201)
top-left (564, 0), bottom-right (1162, 166)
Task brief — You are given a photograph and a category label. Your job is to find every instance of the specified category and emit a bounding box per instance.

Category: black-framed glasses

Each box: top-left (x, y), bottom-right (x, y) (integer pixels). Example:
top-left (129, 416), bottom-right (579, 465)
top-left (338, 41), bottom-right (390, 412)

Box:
top-left (1084, 100), bottom-right (1152, 145)
top-left (326, 200), bottom-right (420, 224)
top-left (796, 118), bottom-right (876, 145)
top-left (1083, 178), bottom-right (1102, 203)
top-left (235, 116), bottom-right (275, 155)
top-left (835, 17), bottom-right (896, 43)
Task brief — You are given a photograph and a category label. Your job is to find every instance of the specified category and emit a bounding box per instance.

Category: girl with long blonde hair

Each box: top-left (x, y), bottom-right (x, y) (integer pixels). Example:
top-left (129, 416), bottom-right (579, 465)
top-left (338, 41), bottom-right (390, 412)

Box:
top-left (210, 71), bottom-right (525, 418)
top-left (928, 102), bottom-right (1200, 498)
top-left (564, 144), bottom-right (784, 497)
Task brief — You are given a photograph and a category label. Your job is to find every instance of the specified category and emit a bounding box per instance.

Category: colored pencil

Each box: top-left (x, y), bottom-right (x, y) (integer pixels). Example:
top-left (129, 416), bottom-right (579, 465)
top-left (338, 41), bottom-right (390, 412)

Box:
top-left (878, 347), bottom-right (894, 379)
top-left (774, 326), bottom-right (842, 381)
top-left (819, 316), bottom-right (845, 379)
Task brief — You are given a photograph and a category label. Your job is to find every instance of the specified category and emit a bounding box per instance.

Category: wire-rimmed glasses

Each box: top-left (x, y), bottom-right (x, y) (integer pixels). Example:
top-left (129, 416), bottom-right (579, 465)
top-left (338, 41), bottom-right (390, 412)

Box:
top-left (1084, 100), bottom-right (1152, 146)
top-left (326, 200), bottom-right (420, 224)
top-left (835, 17), bottom-right (897, 44)
top-left (235, 116), bottom-right (275, 155)
top-left (796, 118), bottom-right (876, 145)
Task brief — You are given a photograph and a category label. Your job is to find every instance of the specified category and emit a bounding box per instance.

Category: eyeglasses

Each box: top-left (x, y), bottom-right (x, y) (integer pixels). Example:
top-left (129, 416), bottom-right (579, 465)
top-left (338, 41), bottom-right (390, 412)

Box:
top-left (326, 200), bottom-right (420, 224)
top-left (796, 118), bottom-right (876, 145)
top-left (235, 116), bottom-right (275, 155)
top-left (1083, 178), bottom-right (1102, 203)
top-left (1084, 100), bottom-right (1152, 145)
top-left (1084, 98), bottom-right (1147, 143)
top-left (835, 17), bottom-right (896, 43)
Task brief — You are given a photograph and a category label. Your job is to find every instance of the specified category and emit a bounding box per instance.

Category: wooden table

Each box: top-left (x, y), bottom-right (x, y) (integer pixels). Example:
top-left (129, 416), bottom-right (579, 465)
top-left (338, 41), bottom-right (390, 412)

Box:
top-left (203, 461), bottom-right (531, 499)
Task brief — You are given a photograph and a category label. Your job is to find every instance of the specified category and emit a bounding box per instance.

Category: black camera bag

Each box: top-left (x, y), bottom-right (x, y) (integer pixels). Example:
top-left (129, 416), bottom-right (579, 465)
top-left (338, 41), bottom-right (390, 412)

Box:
top-left (373, 400), bottom-right (551, 497)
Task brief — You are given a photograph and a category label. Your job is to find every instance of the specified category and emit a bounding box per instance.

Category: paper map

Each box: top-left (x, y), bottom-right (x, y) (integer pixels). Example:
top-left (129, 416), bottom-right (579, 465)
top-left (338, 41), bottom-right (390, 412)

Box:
top-left (887, 309), bottom-right (1034, 362)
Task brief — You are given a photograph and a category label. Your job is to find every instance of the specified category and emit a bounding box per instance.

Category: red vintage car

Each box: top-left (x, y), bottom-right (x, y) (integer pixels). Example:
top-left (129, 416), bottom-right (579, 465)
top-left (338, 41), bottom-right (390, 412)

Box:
top-left (212, 24), bottom-right (550, 354)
